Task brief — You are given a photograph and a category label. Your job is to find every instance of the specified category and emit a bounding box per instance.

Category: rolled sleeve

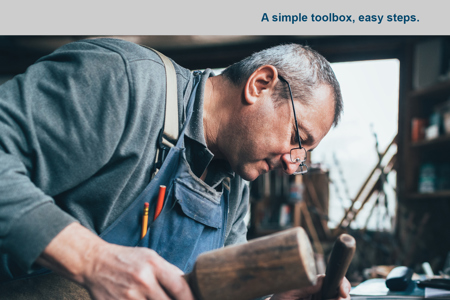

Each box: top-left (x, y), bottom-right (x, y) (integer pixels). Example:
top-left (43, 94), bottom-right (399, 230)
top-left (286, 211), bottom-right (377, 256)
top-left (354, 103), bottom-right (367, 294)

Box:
top-left (0, 151), bottom-right (78, 271)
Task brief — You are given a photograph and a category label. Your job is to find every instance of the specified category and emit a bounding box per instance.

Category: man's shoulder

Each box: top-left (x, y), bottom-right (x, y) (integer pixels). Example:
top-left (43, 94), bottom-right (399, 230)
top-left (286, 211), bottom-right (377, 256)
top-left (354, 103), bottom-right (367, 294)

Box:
top-left (75, 38), bottom-right (191, 77)
top-left (47, 38), bottom-right (187, 78)
top-left (79, 38), bottom-right (159, 61)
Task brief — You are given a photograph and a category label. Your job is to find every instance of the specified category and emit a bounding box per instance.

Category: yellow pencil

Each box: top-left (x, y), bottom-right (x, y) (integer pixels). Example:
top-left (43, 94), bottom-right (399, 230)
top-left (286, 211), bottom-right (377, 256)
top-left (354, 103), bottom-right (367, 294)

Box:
top-left (141, 202), bottom-right (149, 239)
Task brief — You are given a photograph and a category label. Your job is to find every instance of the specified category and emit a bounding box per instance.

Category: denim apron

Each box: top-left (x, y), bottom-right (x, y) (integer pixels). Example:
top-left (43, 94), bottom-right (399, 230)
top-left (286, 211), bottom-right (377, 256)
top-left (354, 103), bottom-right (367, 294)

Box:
top-left (100, 73), bottom-right (229, 272)
top-left (0, 73), bottom-right (229, 281)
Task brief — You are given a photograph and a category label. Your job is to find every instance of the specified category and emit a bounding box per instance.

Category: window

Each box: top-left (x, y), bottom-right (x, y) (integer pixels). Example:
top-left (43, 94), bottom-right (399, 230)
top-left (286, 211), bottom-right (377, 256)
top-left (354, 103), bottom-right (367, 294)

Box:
top-left (311, 59), bottom-right (400, 231)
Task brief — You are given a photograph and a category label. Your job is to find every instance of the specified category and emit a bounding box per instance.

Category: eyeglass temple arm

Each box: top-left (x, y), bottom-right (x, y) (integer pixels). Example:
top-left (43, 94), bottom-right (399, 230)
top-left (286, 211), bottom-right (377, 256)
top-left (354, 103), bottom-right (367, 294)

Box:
top-left (278, 75), bottom-right (303, 149)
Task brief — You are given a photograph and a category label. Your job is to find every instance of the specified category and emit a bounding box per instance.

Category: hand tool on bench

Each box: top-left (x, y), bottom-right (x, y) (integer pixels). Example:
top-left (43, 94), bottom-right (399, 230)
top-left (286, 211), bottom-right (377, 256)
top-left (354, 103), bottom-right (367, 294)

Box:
top-left (184, 227), bottom-right (317, 300)
top-left (320, 234), bottom-right (356, 299)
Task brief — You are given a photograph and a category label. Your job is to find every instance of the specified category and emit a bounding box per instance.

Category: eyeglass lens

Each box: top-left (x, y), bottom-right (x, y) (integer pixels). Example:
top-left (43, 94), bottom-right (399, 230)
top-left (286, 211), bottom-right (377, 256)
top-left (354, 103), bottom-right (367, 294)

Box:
top-left (291, 148), bottom-right (308, 175)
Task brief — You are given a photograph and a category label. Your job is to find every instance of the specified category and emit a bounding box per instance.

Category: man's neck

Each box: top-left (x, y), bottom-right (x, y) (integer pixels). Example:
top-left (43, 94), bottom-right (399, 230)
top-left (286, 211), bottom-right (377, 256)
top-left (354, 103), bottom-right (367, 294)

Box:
top-left (203, 75), bottom-right (237, 160)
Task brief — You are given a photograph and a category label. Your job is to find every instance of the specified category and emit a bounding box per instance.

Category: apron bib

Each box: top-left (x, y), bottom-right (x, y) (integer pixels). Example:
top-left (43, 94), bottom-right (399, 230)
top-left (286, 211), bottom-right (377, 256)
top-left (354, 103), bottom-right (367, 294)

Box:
top-left (101, 74), bottom-right (229, 272)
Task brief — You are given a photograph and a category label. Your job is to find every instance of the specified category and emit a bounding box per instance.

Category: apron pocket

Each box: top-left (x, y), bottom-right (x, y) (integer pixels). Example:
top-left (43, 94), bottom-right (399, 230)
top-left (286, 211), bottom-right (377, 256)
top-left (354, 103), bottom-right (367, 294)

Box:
top-left (146, 179), bottom-right (225, 272)
top-left (174, 179), bottom-right (223, 229)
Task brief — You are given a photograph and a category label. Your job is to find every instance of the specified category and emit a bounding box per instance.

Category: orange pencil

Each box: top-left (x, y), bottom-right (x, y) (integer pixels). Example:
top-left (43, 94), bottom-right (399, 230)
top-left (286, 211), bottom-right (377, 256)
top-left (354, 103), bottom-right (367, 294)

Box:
top-left (141, 202), bottom-right (149, 239)
top-left (154, 185), bottom-right (166, 221)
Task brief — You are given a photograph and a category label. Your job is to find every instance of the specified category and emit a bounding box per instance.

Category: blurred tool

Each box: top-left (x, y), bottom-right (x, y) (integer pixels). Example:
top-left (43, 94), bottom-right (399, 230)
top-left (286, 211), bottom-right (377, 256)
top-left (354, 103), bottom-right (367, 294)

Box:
top-left (417, 278), bottom-right (450, 290)
top-left (385, 266), bottom-right (413, 291)
top-left (336, 135), bottom-right (397, 232)
top-left (422, 262), bottom-right (435, 277)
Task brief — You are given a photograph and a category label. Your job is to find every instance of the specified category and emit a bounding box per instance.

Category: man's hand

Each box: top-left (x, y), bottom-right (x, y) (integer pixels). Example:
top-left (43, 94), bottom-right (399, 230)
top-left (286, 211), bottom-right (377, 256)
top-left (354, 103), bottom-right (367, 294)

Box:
top-left (270, 275), bottom-right (351, 300)
top-left (36, 223), bottom-right (195, 300)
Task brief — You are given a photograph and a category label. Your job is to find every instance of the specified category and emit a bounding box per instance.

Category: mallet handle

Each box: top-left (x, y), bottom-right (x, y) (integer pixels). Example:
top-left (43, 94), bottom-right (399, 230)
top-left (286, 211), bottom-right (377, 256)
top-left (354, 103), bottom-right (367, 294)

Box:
top-left (321, 234), bottom-right (356, 299)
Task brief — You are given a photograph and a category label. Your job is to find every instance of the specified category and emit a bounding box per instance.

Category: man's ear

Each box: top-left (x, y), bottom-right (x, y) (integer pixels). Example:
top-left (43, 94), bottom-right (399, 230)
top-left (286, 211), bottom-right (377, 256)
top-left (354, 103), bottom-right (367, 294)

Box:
top-left (244, 65), bottom-right (279, 105)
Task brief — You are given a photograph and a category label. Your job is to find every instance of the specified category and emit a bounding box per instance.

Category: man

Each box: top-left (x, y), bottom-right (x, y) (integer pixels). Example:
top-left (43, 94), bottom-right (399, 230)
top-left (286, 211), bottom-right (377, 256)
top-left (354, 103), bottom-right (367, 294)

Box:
top-left (0, 38), bottom-right (349, 299)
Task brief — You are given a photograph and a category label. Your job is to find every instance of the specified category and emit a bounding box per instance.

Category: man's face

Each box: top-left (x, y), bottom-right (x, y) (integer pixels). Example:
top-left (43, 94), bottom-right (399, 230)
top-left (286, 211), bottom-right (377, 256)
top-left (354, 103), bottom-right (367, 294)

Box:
top-left (220, 84), bottom-right (335, 181)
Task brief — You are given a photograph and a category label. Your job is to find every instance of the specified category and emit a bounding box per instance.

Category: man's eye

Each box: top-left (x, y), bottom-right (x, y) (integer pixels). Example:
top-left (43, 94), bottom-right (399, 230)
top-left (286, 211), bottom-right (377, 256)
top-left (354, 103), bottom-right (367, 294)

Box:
top-left (291, 133), bottom-right (298, 145)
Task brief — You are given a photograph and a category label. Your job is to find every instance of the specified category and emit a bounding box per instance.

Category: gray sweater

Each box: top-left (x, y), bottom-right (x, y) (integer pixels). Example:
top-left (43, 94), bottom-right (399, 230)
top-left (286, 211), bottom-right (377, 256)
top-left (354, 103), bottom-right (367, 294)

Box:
top-left (0, 38), bottom-right (249, 274)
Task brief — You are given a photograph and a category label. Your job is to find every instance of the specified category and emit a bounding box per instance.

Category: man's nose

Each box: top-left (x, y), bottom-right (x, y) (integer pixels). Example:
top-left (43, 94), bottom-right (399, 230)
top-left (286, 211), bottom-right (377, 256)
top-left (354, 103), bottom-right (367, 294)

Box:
top-left (280, 153), bottom-right (299, 175)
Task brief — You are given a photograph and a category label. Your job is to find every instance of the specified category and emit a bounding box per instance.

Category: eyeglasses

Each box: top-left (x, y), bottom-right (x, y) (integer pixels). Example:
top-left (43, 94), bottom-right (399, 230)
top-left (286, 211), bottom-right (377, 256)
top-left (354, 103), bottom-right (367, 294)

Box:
top-left (278, 75), bottom-right (308, 175)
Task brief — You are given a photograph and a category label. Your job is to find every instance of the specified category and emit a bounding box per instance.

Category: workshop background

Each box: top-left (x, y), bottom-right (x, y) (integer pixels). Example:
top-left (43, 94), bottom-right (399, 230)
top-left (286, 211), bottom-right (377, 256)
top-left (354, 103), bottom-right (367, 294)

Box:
top-left (1, 35), bottom-right (449, 285)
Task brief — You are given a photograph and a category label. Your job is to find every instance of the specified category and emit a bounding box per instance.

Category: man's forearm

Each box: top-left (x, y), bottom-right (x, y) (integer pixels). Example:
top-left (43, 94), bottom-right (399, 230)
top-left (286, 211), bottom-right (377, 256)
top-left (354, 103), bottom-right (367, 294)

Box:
top-left (35, 222), bottom-right (104, 285)
top-left (35, 222), bottom-right (195, 300)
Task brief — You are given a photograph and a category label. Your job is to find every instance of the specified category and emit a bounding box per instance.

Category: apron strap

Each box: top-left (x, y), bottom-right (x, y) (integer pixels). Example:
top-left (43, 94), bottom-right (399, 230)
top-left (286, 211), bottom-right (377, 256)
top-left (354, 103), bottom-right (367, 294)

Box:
top-left (142, 47), bottom-right (179, 177)
top-left (141, 46), bottom-right (201, 178)
top-left (152, 48), bottom-right (179, 147)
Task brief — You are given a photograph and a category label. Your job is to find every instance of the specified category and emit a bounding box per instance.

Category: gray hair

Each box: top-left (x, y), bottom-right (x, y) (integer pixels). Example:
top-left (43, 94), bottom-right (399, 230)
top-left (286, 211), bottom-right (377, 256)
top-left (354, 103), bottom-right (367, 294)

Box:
top-left (221, 44), bottom-right (343, 126)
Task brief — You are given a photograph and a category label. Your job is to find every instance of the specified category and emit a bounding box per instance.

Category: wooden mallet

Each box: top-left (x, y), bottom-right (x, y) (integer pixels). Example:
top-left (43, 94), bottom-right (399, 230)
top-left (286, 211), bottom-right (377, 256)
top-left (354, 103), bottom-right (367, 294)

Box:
top-left (184, 227), bottom-right (317, 300)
